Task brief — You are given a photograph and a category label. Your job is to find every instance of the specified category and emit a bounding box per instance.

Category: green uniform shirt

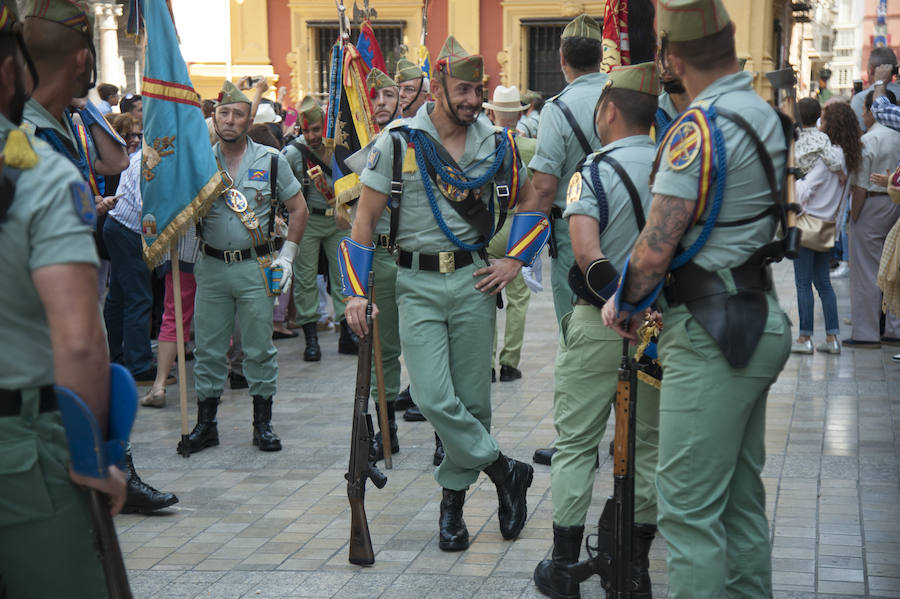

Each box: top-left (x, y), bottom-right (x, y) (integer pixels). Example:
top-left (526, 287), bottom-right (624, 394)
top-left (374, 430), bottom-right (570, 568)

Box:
top-left (651, 72), bottom-right (786, 271)
top-left (529, 71), bottom-right (608, 209)
top-left (359, 105), bottom-right (526, 252)
top-left (658, 91), bottom-right (679, 121)
top-left (282, 136), bottom-right (334, 210)
top-left (21, 98), bottom-right (96, 172)
top-left (0, 115), bottom-right (99, 389)
top-left (202, 138), bottom-right (301, 250)
top-left (516, 110), bottom-right (540, 138)
top-left (564, 135), bottom-right (656, 270)
top-left (853, 123), bottom-right (900, 193)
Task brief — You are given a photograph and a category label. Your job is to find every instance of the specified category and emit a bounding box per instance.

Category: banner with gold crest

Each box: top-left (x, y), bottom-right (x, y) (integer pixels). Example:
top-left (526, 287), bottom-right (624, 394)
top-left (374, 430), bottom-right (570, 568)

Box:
top-left (601, 0), bottom-right (630, 73)
top-left (135, 0), bottom-right (225, 266)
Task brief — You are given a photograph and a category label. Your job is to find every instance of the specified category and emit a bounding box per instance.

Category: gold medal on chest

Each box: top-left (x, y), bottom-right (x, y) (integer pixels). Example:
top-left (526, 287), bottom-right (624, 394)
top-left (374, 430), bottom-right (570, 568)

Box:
top-left (436, 166), bottom-right (468, 203)
top-left (224, 188), bottom-right (249, 213)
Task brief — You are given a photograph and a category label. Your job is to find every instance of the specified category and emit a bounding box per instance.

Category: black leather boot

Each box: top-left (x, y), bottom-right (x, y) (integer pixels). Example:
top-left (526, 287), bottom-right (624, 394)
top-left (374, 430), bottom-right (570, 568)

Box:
top-left (252, 395), bottom-right (282, 451)
top-left (433, 433), bottom-right (445, 466)
top-left (439, 488), bottom-right (469, 551)
top-left (121, 448), bottom-right (179, 514)
top-left (177, 397), bottom-right (220, 454)
top-left (483, 452), bottom-right (534, 540)
top-left (533, 446), bottom-right (557, 465)
top-left (338, 319), bottom-right (359, 355)
top-left (302, 322), bottom-right (321, 362)
top-left (533, 523), bottom-right (584, 599)
top-left (630, 523), bottom-right (657, 598)
top-left (372, 403), bottom-right (399, 461)
top-left (395, 385), bottom-right (414, 410)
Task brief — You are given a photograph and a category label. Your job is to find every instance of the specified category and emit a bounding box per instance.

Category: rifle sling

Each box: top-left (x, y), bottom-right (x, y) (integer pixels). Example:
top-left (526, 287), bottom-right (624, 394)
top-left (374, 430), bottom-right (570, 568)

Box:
top-left (554, 98), bottom-right (593, 156)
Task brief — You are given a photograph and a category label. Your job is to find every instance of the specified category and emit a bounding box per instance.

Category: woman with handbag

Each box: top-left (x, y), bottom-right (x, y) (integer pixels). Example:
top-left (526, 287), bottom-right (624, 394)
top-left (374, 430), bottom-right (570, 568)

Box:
top-left (792, 101), bottom-right (862, 354)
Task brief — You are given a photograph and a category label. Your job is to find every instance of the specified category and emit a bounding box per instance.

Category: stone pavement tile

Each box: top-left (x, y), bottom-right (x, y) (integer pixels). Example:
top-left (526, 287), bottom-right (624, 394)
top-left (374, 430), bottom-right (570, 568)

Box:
top-left (815, 580), bottom-right (867, 595)
top-left (290, 571), bottom-right (355, 597)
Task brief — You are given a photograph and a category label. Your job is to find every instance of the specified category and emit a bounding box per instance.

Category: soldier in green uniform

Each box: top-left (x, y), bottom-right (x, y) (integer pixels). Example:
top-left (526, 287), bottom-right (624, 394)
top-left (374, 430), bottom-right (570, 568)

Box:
top-left (532, 62), bottom-right (661, 599)
top-left (396, 57), bottom-right (430, 118)
top-left (283, 95), bottom-right (358, 360)
top-left (483, 85), bottom-right (536, 382)
top-left (21, 0), bottom-right (176, 516)
top-left (0, 2), bottom-right (126, 594)
top-left (516, 89), bottom-right (542, 138)
top-left (654, 51), bottom-right (690, 141)
top-left (604, 1), bottom-right (792, 596)
top-left (529, 14), bottom-right (607, 326)
top-left (181, 81), bottom-right (308, 454)
top-left (342, 36), bottom-right (545, 552)
top-left (368, 67), bottom-right (400, 127)
top-left (363, 68), bottom-right (404, 461)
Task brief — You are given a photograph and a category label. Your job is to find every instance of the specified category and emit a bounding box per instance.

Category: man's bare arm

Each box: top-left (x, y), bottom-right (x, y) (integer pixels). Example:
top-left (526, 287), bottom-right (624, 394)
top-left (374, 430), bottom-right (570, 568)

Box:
top-left (88, 122), bottom-right (129, 175)
top-left (620, 194), bottom-right (694, 304)
top-left (569, 214), bottom-right (605, 269)
top-left (32, 263), bottom-right (110, 431)
top-left (530, 171), bottom-right (559, 214)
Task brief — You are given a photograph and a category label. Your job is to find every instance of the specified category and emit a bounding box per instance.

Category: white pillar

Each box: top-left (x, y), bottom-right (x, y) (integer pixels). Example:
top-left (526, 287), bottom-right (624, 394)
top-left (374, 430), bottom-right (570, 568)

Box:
top-left (94, 2), bottom-right (125, 90)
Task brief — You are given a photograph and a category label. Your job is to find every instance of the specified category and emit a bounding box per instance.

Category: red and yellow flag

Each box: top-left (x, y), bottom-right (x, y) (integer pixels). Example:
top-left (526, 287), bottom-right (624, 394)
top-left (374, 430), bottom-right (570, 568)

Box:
top-left (601, 0), bottom-right (630, 73)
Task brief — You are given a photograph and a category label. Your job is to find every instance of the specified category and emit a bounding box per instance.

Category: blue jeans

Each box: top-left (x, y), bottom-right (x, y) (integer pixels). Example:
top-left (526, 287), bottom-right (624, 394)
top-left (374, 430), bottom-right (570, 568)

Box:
top-left (103, 217), bottom-right (153, 375)
top-left (793, 247), bottom-right (840, 337)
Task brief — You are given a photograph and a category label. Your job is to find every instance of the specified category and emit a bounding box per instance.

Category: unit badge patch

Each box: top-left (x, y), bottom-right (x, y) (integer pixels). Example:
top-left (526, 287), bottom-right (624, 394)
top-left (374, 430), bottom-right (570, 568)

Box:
top-left (248, 169), bottom-right (269, 182)
top-left (70, 181), bottom-right (96, 227)
top-left (666, 120), bottom-right (702, 171)
top-left (566, 171), bottom-right (583, 205)
top-left (366, 148), bottom-right (380, 170)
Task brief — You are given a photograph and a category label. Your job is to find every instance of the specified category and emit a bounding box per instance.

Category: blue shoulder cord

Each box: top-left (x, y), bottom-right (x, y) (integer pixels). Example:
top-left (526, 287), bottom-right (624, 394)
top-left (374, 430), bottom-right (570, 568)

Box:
top-left (407, 127), bottom-right (509, 251)
top-left (588, 157), bottom-right (610, 234)
top-left (669, 105), bottom-right (727, 270)
top-left (36, 127), bottom-right (91, 184)
top-left (655, 108), bottom-right (673, 141)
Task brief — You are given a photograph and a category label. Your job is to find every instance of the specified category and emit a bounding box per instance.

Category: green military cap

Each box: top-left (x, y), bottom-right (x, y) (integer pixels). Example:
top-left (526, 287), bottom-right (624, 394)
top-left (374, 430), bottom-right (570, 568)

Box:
top-left (604, 62), bottom-right (660, 96)
top-left (658, 0), bottom-right (731, 43)
top-left (0, 0), bottom-right (19, 33)
top-left (436, 36), bottom-right (483, 83)
top-left (24, 0), bottom-right (92, 37)
top-left (217, 80), bottom-right (251, 106)
top-left (561, 14), bottom-right (602, 41)
top-left (367, 67), bottom-right (396, 92)
top-left (395, 57), bottom-right (425, 83)
top-left (298, 95), bottom-right (324, 126)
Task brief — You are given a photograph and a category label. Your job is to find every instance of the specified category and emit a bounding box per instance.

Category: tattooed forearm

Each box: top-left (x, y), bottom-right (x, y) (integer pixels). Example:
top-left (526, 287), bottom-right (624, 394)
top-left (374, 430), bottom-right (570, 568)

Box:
top-left (621, 194), bottom-right (695, 303)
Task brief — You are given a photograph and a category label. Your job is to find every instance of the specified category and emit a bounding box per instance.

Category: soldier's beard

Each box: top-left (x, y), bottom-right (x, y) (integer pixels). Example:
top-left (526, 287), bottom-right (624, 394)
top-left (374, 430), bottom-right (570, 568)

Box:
top-left (9, 69), bottom-right (27, 125)
top-left (662, 78), bottom-right (686, 95)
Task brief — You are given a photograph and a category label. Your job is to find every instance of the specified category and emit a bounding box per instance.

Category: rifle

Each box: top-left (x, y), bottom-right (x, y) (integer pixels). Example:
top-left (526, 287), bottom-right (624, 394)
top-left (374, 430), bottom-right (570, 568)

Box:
top-left (346, 271), bottom-right (388, 566)
top-left (567, 338), bottom-right (639, 597)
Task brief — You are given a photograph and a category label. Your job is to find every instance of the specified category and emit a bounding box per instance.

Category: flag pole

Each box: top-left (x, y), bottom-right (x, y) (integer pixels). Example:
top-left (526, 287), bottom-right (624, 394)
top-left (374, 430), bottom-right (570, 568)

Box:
top-left (171, 244), bottom-right (191, 457)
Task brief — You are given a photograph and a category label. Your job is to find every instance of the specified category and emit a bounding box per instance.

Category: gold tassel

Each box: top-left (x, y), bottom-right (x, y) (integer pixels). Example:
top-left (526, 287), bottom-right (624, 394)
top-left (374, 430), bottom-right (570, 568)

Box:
top-left (3, 129), bottom-right (39, 169)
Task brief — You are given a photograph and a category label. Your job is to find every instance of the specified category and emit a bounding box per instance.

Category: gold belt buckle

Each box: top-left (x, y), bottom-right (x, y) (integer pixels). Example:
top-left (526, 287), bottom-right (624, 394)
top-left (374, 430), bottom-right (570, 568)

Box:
top-left (325, 208), bottom-right (334, 216)
top-left (438, 251), bottom-right (455, 274)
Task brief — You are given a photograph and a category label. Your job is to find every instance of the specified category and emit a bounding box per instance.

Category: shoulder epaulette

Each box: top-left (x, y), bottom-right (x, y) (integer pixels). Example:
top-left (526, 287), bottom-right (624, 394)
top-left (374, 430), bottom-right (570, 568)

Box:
top-left (2, 128), bottom-right (39, 169)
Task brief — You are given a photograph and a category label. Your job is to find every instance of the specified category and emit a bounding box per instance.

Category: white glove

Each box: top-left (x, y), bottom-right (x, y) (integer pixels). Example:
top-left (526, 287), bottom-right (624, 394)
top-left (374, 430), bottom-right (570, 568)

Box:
top-left (271, 240), bottom-right (299, 292)
top-left (522, 254), bottom-right (543, 293)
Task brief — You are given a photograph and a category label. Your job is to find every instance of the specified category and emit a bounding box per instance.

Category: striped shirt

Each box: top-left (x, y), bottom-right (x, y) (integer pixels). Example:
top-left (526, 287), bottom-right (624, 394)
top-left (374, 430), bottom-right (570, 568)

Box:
top-left (109, 150), bottom-right (142, 233)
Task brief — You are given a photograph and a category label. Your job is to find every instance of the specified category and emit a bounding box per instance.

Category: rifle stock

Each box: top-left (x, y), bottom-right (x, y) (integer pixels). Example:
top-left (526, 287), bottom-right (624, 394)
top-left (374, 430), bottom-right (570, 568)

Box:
top-left (89, 490), bottom-right (133, 599)
top-left (346, 271), bottom-right (386, 566)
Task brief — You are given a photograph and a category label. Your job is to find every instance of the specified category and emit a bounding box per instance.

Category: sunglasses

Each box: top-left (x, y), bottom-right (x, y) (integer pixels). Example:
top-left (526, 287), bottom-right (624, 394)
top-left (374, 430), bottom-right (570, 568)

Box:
top-left (125, 132), bottom-right (143, 141)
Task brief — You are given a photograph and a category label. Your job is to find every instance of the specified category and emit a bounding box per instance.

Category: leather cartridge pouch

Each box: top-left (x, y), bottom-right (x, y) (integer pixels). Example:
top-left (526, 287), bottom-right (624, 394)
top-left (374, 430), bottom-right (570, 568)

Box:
top-left (665, 260), bottom-right (772, 369)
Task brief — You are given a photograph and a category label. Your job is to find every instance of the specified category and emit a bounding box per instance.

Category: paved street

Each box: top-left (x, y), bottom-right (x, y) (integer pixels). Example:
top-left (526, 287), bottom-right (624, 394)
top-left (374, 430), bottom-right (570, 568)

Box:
top-left (121, 258), bottom-right (900, 598)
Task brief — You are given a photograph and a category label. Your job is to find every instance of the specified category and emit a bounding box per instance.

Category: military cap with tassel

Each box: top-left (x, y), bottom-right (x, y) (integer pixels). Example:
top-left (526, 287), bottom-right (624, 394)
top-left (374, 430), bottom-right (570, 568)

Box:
top-left (23, 0), bottom-right (92, 37)
top-left (395, 57), bottom-right (425, 84)
top-left (561, 14), bottom-right (602, 40)
top-left (297, 95), bottom-right (324, 127)
top-left (603, 61), bottom-right (661, 97)
top-left (217, 80), bottom-right (251, 106)
top-left (657, 0), bottom-right (731, 43)
top-left (367, 67), bottom-right (397, 92)
top-left (435, 36), bottom-right (483, 83)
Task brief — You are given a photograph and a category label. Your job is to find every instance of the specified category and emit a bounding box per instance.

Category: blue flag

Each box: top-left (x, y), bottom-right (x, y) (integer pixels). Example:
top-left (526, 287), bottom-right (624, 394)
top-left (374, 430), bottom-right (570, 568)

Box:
top-left (138, 0), bottom-right (223, 265)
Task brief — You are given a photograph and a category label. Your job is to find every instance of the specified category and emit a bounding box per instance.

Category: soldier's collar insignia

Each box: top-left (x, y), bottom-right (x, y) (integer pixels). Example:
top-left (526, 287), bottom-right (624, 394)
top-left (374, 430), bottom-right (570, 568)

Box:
top-left (70, 181), bottom-right (96, 227)
top-left (567, 171), bottom-right (583, 205)
top-left (666, 120), bottom-right (702, 171)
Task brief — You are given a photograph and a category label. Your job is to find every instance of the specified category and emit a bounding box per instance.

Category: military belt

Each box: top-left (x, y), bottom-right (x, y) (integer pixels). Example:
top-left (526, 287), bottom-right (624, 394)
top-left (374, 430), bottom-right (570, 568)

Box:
top-left (309, 206), bottom-right (335, 217)
top-left (0, 385), bottom-right (57, 417)
top-left (664, 260), bottom-right (771, 307)
top-left (202, 238), bottom-right (284, 264)
top-left (375, 234), bottom-right (392, 249)
top-left (397, 249), bottom-right (475, 273)
top-left (866, 190), bottom-right (888, 198)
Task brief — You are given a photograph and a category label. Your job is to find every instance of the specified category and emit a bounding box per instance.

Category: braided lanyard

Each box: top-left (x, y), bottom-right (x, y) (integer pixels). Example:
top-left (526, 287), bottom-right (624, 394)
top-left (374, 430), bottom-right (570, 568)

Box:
top-left (588, 156), bottom-right (610, 234)
top-left (36, 125), bottom-right (91, 184)
top-left (407, 127), bottom-right (508, 251)
top-left (669, 105), bottom-right (727, 270)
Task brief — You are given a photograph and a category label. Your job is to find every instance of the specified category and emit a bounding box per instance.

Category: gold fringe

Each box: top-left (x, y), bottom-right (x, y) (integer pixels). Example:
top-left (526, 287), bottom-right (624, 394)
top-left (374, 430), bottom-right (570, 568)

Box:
top-left (636, 370), bottom-right (661, 390)
top-left (142, 173), bottom-right (225, 268)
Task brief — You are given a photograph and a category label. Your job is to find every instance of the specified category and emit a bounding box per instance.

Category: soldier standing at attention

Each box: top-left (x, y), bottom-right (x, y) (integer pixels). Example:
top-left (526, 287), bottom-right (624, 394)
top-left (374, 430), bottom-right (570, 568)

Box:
top-left (529, 14), bottom-right (606, 326)
top-left (342, 37), bottom-right (547, 552)
top-left (0, 1), bottom-right (126, 593)
top-left (363, 67), bottom-right (404, 462)
top-left (396, 57), bottom-right (430, 119)
top-left (604, 1), bottom-right (792, 596)
top-left (283, 95), bottom-right (359, 361)
top-left (181, 81), bottom-right (308, 454)
top-left (21, 0), bottom-right (176, 516)
top-left (533, 62), bottom-right (661, 599)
